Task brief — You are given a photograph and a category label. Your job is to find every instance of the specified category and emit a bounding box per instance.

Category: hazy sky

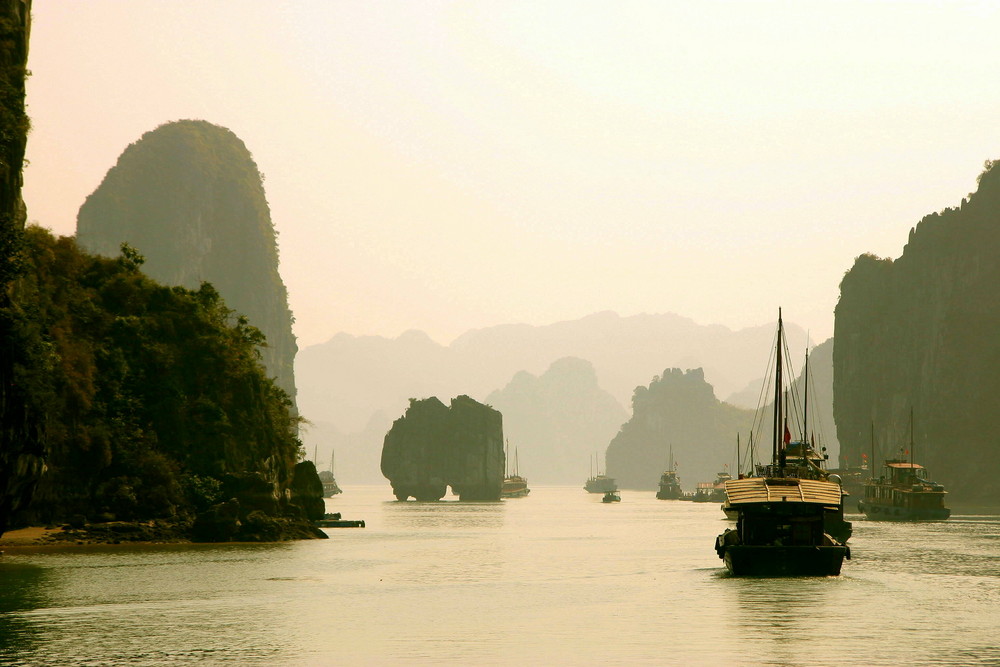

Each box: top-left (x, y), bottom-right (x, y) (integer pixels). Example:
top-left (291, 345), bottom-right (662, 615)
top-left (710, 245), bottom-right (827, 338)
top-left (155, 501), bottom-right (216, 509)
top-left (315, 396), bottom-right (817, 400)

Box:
top-left (23, 1), bottom-right (1000, 347)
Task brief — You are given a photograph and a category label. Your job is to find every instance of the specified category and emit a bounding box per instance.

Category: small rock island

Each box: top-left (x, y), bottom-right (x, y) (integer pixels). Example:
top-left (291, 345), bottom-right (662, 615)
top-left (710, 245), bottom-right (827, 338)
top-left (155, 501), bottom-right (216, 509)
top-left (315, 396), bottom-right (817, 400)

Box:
top-left (381, 396), bottom-right (504, 501)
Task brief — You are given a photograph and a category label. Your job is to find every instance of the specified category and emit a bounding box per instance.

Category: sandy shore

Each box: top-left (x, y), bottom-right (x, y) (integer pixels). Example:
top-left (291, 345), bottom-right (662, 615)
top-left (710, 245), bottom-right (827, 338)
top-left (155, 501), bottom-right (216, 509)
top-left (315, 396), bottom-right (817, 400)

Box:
top-left (0, 526), bottom-right (65, 546)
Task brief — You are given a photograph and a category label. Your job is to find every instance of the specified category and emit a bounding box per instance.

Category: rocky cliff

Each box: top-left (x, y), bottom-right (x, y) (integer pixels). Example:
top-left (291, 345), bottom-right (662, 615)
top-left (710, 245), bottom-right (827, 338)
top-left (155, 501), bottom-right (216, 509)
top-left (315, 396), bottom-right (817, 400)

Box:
top-left (485, 357), bottom-right (628, 484)
top-left (0, 0), bottom-right (36, 538)
top-left (834, 161), bottom-right (1000, 505)
top-left (381, 396), bottom-right (503, 501)
top-left (76, 120), bottom-right (297, 407)
top-left (606, 368), bottom-right (755, 491)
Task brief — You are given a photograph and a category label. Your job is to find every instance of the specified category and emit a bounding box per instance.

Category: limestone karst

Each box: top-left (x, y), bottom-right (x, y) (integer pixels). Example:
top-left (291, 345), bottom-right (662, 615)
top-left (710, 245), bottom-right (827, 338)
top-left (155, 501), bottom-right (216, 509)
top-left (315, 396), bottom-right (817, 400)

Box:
top-left (834, 160), bottom-right (1000, 504)
top-left (76, 120), bottom-right (297, 407)
top-left (381, 396), bottom-right (504, 501)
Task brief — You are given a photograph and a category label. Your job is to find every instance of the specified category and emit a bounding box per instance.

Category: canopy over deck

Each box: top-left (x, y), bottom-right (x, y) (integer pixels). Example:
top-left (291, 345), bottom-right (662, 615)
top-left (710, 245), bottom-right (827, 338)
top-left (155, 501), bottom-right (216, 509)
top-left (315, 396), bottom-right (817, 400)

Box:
top-left (725, 477), bottom-right (842, 507)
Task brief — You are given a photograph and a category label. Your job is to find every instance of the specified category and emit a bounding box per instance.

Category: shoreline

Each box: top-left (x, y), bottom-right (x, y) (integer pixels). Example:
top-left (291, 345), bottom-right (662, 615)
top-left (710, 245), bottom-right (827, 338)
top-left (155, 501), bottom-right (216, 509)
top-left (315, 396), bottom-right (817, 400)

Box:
top-left (0, 524), bottom-right (194, 553)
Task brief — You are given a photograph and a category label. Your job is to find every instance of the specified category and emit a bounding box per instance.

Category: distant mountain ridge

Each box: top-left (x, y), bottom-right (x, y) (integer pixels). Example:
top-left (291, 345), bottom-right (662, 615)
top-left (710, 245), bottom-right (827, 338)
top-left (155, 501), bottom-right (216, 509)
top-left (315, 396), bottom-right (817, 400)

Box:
top-left (485, 357), bottom-right (629, 485)
top-left (296, 310), bottom-right (811, 434)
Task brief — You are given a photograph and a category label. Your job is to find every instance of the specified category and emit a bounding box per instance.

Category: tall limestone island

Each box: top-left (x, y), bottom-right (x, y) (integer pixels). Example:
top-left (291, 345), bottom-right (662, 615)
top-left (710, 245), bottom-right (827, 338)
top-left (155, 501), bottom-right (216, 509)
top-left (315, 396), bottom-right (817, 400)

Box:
top-left (834, 160), bottom-right (1000, 505)
top-left (606, 368), bottom-right (753, 490)
top-left (76, 120), bottom-right (297, 407)
top-left (381, 396), bottom-right (504, 501)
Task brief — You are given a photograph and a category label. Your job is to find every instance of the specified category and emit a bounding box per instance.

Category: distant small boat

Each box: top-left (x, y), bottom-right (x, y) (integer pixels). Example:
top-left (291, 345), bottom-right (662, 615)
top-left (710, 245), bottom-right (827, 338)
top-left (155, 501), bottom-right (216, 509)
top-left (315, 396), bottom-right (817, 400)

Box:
top-left (314, 512), bottom-right (364, 528)
top-left (602, 490), bottom-right (621, 503)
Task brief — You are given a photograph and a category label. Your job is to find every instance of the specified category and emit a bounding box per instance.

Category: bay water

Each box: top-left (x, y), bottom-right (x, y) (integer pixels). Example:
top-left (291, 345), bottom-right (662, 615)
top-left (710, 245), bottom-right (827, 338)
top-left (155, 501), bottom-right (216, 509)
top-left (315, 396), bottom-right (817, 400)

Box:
top-left (1, 485), bottom-right (998, 666)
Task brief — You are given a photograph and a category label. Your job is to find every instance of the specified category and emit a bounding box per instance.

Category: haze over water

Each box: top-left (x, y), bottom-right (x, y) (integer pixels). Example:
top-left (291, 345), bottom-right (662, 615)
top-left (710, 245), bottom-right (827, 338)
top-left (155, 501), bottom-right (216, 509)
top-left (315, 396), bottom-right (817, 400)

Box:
top-left (2, 487), bottom-right (997, 666)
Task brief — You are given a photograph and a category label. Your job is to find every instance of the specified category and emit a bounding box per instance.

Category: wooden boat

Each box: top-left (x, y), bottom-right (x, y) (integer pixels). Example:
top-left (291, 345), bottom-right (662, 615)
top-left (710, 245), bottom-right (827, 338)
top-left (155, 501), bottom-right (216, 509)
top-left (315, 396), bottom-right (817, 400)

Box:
top-left (656, 446), bottom-right (684, 500)
top-left (715, 310), bottom-right (850, 576)
top-left (318, 449), bottom-right (342, 497)
top-left (858, 459), bottom-right (949, 520)
top-left (501, 442), bottom-right (530, 498)
top-left (693, 469), bottom-right (731, 503)
top-left (716, 477), bottom-right (849, 576)
top-left (857, 413), bottom-right (949, 521)
top-left (602, 490), bottom-right (621, 503)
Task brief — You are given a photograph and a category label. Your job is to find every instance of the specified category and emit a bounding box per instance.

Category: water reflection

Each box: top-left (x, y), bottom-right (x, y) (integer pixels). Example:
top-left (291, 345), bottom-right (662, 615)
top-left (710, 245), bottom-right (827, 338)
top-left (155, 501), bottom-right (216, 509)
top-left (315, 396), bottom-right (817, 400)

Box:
top-left (0, 561), bottom-right (47, 659)
top-left (381, 498), bottom-right (506, 530)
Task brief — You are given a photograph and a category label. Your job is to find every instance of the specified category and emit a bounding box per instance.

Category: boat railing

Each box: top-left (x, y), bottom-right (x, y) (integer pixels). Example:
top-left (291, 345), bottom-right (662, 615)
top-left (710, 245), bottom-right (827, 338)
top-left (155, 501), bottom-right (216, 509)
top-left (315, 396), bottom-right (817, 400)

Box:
top-left (754, 463), bottom-right (829, 481)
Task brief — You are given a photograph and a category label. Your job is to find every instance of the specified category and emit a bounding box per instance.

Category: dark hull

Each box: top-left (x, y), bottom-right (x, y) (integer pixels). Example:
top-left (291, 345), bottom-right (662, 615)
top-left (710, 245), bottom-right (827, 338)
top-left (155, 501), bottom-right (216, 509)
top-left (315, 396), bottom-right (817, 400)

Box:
top-left (656, 487), bottom-right (683, 500)
top-left (501, 487), bottom-right (530, 498)
top-left (723, 545), bottom-right (847, 576)
top-left (858, 500), bottom-right (950, 521)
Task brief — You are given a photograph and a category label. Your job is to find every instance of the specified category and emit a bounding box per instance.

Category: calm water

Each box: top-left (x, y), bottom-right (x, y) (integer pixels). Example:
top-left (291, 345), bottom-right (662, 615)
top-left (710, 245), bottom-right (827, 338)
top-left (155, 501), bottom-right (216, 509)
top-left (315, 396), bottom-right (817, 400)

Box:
top-left (1, 486), bottom-right (998, 666)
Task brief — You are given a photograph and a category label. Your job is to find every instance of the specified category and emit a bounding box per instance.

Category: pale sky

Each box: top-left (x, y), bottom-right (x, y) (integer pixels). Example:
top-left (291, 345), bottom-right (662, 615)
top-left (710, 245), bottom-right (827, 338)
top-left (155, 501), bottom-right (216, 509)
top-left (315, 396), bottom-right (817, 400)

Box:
top-left (23, 1), bottom-right (1000, 347)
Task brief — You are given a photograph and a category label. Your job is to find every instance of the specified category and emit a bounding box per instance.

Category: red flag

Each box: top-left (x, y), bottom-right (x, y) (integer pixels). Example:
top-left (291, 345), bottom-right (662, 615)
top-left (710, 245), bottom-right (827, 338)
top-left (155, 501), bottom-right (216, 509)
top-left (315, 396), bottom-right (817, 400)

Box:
top-left (783, 422), bottom-right (791, 445)
top-left (862, 453), bottom-right (868, 460)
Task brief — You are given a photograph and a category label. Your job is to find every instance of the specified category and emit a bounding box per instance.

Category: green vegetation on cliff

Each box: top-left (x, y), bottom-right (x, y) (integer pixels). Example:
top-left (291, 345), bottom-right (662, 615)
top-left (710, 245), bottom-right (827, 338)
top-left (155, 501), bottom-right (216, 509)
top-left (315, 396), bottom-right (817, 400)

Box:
top-left (11, 227), bottom-right (306, 528)
top-left (834, 160), bottom-right (1000, 505)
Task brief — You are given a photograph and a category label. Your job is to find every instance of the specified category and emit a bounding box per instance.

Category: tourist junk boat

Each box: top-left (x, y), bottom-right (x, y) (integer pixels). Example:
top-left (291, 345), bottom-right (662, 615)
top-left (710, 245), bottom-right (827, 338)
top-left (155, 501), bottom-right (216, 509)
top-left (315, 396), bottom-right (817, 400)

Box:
top-left (858, 459), bottom-right (949, 520)
top-left (656, 446), bottom-right (684, 500)
top-left (501, 441), bottom-right (530, 499)
top-left (715, 310), bottom-right (850, 576)
top-left (584, 453), bottom-right (617, 494)
top-left (857, 414), bottom-right (949, 520)
top-left (693, 469), bottom-right (731, 503)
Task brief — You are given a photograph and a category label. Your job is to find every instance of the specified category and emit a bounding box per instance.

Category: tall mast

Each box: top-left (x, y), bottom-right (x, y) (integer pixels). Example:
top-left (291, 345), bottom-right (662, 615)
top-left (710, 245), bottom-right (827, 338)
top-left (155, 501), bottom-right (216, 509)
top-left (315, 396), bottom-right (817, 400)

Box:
top-left (910, 407), bottom-right (914, 470)
top-left (803, 346), bottom-right (810, 444)
top-left (773, 309), bottom-right (784, 468)
top-left (736, 432), bottom-right (741, 478)
top-left (870, 420), bottom-right (875, 480)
